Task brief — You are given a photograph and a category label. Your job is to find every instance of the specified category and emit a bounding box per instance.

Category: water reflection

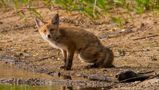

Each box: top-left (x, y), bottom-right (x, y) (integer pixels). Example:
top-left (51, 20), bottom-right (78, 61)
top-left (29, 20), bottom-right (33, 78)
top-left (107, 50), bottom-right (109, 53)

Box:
top-left (61, 86), bottom-right (73, 90)
top-left (0, 72), bottom-right (109, 90)
top-left (59, 73), bottom-right (108, 90)
top-left (0, 84), bottom-right (108, 90)
top-left (0, 84), bottom-right (59, 90)
top-left (62, 86), bottom-right (107, 90)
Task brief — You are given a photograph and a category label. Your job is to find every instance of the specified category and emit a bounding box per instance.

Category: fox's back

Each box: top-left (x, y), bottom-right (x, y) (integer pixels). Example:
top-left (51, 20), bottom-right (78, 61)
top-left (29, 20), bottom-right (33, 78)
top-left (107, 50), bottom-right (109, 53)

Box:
top-left (58, 26), bottom-right (102, 50)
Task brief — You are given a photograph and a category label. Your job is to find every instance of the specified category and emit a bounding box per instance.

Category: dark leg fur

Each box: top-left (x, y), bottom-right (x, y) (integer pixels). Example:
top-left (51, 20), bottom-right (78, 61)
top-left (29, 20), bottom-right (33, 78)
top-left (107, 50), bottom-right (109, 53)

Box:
top-left (85, 63), bottom-right (99, 69)
top-left (61, 47), bottom-right (75, 70)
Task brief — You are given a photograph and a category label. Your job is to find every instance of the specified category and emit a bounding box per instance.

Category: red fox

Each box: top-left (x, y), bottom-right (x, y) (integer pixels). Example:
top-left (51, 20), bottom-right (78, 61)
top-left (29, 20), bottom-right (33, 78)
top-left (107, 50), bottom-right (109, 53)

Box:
top-left (35, 14), bottom-right (114, 70)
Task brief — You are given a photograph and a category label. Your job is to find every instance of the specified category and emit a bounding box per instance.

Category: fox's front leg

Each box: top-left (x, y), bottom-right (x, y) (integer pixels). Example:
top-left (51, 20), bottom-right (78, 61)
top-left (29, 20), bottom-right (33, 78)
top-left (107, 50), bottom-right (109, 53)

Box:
top-left (60, 48), bottom-right (75, 70)
top-left (60, 49), bottom-right (67, 69)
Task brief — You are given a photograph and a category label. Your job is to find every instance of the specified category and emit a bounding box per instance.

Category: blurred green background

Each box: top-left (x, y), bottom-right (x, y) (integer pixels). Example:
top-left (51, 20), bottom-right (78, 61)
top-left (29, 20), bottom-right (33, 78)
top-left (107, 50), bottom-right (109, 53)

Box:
top-left (0, 0), bottom-right (159, 18)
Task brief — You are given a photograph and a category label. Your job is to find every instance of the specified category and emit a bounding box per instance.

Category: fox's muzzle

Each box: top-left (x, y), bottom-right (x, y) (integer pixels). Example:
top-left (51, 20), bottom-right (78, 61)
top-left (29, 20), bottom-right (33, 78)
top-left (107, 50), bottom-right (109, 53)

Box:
top-left (47, 34), bottom-right (51, 38)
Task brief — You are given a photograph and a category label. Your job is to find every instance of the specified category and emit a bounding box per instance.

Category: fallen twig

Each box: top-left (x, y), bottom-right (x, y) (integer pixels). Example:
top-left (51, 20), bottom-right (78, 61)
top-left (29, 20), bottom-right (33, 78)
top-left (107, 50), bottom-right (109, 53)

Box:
top-left (99, 29), bottom-right (133, 40)
top-left (133, 34), bottom-right (159, 40)
top-left (33, 55), bottom-right (56, 62)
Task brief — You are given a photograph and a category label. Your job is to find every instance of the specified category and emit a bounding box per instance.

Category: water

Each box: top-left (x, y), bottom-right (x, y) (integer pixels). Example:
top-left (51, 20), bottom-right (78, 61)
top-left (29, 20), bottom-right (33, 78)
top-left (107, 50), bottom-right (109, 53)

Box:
top-left (0, 84), bottom-right (59, 90)
top-left (0, 84), bottom-right (107, 90)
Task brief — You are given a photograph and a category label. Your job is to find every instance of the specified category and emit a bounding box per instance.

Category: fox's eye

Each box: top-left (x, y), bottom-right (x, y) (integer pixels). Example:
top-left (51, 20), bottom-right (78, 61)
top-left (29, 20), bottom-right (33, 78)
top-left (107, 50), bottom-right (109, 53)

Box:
top-left (50, 29), bottom-right (54, 31)
top-left (43, 30), bottom-right (46, 33)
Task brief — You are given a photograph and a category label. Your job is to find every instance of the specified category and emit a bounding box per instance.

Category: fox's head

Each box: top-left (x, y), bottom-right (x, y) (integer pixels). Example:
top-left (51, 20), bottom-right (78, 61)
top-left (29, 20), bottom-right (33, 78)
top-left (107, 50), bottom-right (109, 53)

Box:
top-left (35, 14), bottom-right (60, 40)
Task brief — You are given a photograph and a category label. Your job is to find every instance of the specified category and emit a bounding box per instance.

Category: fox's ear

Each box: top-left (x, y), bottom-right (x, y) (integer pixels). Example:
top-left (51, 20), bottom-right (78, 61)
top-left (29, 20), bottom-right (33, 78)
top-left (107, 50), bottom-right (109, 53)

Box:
top-left (35, 18), bottom-right (44, 28)
top-left (52, 14), bottom-right (59, 25)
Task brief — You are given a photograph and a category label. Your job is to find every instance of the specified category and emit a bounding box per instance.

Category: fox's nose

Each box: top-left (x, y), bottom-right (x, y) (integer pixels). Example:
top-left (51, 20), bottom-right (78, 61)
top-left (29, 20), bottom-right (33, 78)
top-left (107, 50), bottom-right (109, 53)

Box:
top-left (47, 35), bottom-right (51, 38)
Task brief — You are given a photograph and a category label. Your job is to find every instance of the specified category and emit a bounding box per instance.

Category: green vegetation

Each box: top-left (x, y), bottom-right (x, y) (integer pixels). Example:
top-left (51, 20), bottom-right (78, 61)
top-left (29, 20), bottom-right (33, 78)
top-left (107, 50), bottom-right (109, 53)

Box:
top-left (0, 84), bottom-right (60, 90)
top-left (0, 0), bottom-right (159, 19)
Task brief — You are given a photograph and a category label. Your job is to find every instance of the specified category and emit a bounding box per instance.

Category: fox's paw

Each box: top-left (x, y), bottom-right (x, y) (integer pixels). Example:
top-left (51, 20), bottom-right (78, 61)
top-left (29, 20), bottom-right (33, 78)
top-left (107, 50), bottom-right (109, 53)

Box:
top-left (84, 64), bottom-right (98, 69)
top-left (60, 66), bottom-right (71, 70)
top-left (104, 64), bottom-right (115, 68)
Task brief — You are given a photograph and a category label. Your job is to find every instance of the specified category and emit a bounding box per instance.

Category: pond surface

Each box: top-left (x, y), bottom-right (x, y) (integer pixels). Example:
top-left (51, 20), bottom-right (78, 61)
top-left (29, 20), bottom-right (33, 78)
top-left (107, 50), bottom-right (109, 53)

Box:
top-left (0, 84), bottom-right (59, 90)
top-left (0, 84), bottom-right (107, 90)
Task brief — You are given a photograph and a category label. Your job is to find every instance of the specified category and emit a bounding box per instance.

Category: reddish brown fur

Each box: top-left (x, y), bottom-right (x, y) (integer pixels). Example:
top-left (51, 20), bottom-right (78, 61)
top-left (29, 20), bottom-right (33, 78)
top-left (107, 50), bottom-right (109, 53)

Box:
top-left (35, 14), bottom-right (114, 70)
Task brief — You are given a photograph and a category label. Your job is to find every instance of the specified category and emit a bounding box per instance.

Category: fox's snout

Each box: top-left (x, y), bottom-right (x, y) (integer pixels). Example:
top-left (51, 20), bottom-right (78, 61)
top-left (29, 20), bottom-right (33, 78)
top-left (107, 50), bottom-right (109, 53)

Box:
top-left (47, 34), bottom-right (51, 38)
top-left (43, 33), bottom-right (51, 40)
top-left (39, 30), bottom-right (51, 40)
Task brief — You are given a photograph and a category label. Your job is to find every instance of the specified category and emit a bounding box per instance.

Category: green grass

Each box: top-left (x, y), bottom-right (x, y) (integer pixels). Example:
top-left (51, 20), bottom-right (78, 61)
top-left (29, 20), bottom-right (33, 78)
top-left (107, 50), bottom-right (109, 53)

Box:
top-left (0, 0), bottom-right (159, 19)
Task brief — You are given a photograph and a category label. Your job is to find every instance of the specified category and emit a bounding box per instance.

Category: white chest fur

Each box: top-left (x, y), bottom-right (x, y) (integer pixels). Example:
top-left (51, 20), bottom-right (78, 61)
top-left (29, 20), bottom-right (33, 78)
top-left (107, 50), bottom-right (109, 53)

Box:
top-left (41, 35), bottom-right (61, 49)
top-left (47, 40), bottom-right (61, 49)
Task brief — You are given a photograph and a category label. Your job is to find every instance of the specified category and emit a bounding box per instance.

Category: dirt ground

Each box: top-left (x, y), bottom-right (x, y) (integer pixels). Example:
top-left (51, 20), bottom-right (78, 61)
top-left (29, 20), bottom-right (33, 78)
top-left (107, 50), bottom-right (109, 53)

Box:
top-left (0, 8), bottom-right (159, 89)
